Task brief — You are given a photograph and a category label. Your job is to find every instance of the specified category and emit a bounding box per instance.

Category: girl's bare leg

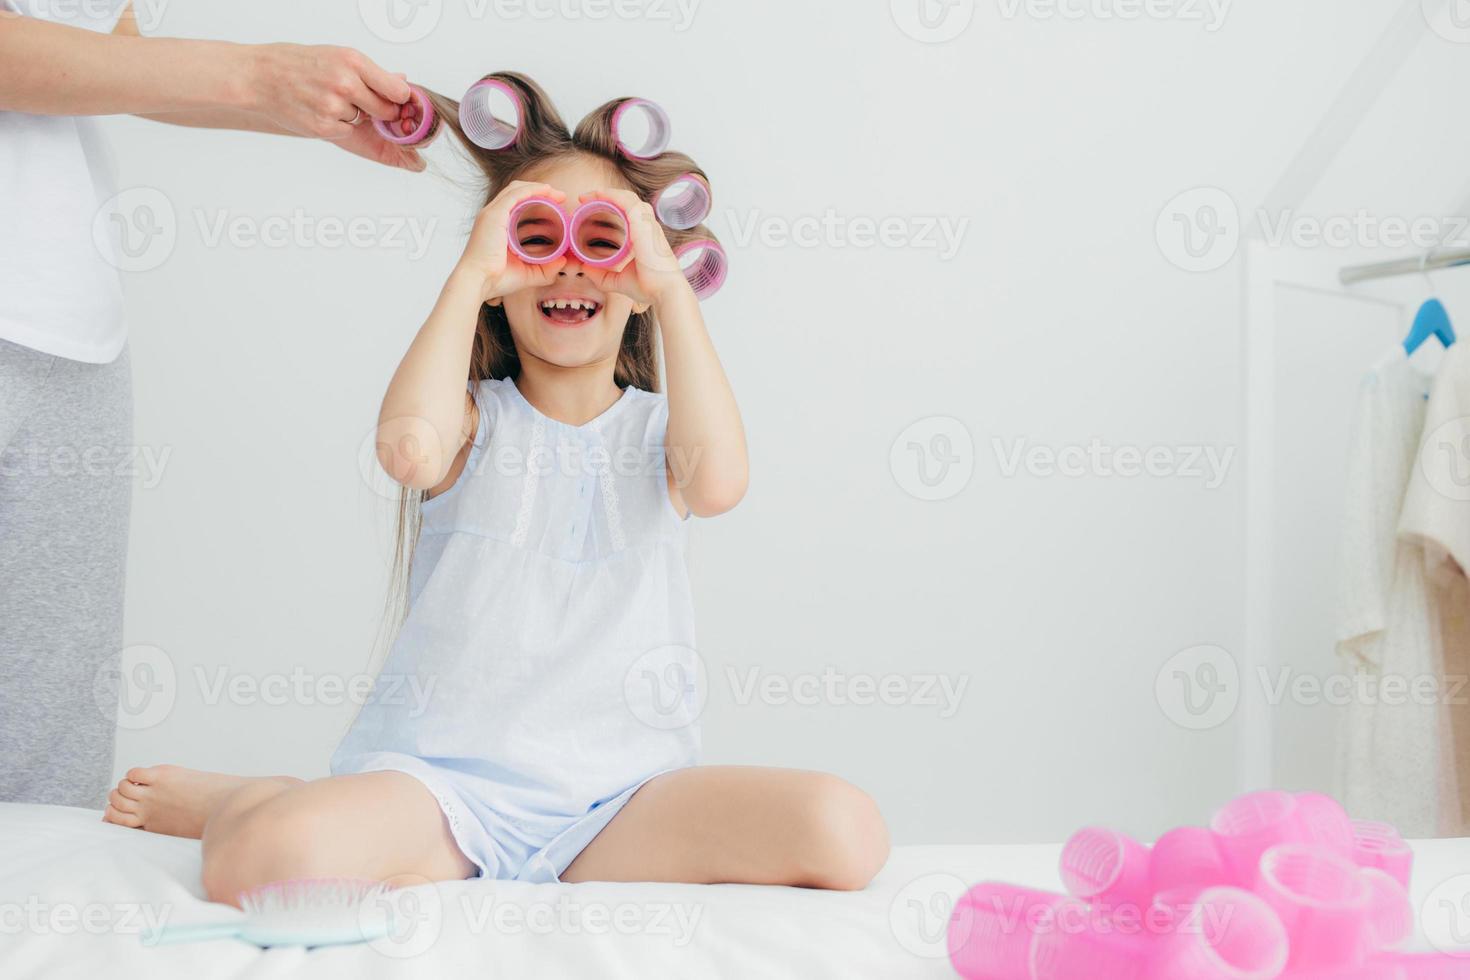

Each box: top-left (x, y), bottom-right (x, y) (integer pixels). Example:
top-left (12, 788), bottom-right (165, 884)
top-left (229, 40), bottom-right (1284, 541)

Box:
top-left (561, 767), bottom-right (889, 891)
top-left (199, 770), bottom-right (475, 906)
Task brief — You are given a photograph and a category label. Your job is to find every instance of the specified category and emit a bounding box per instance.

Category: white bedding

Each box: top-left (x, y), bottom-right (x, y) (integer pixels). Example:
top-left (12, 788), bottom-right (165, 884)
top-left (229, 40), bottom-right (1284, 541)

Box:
top-left (4, 803), bottom-right (1469, 979)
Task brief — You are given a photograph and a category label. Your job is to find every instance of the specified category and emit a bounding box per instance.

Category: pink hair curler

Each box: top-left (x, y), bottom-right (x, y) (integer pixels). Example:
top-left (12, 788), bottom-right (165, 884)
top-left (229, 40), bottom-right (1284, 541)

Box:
top-left (612, 98), bottom-right (672, 159)
top-left (1295, 792), bottom-right (1357, 858)
top-left (1360, 868), bottom-right (1413, 951)
top-left (1369, 952), bottom-right (1470, 979)
top-left (948, 883), bottom-right (1076, 980)
top-left (1028, 908), bottom-right (1153, 980)
top-left (1254, 844), bottom-right (1374, 971)
top-left (568, 201), bottom-right (631, 268)
top-left (460, 77), bottom-right (522, 151)
top-left (1150, 826), bottom-right (1234, 896)
top-left (1059, 828), bottom-right (1154, 913)
top-left (1210, 790), bottom-right (1310, 884)
top-left (373, 85), bottom-right (439, 146)
top-left (507, 196), bottom-right (569, 266)
top-left (676, 239), bottom-right (728, 300)
top-left (1150, 887), bottom-right (1289, 980)
top-left (1351, 820), bottom-right (1414, 889)
top-left (652, 173), bottom-right (712, 231)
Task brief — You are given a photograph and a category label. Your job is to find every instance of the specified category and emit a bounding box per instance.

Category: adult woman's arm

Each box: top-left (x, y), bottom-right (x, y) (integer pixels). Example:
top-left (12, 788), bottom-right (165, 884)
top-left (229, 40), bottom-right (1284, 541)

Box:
top-left (0, 8), bottom-right (410, 141)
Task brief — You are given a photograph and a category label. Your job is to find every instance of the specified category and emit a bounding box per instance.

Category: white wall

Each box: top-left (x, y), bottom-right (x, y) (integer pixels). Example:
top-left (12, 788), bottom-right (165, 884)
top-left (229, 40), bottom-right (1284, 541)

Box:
top-left (106, 0), bottom-right (1442, 845)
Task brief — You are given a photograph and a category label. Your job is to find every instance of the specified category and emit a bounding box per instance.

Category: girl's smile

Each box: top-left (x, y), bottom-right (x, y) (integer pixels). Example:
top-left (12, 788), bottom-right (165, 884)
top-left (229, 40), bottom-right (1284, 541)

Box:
top-left (536, 293), bottom-right (604, 327)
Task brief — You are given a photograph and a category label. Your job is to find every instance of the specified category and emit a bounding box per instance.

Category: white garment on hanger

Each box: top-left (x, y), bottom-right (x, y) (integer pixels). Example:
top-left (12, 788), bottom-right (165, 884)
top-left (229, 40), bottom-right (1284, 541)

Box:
top-left (1397, 343), bottom-right (1470, 834)
top-left (1334, 347), bottom-right (1442, 836)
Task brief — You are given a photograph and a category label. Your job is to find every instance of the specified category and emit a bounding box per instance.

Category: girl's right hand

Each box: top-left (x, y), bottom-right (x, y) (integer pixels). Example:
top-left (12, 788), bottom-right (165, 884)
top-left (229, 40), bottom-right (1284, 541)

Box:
top-left (241, 43), bottom-right (412, 139)
top-left (455, 182), bottom-right (569, 304)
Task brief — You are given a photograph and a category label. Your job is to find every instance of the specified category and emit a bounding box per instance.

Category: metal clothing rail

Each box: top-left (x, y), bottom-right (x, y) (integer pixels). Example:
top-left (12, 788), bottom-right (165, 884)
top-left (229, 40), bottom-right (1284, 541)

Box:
top-left (1339, 246), bottom-right (1470, 285)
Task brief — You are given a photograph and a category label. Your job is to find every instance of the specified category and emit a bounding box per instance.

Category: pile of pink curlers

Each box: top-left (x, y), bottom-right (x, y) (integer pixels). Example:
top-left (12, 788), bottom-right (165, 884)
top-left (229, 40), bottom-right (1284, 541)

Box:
top-left (374, 80), bottom-right (727, 301)
top-left (948, 790), bottom-right (1467, 979)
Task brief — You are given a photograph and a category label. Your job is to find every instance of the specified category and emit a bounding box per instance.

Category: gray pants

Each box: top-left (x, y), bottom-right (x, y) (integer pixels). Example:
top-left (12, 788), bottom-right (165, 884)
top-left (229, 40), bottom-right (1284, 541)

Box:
top-left (0, 337), bottom-right (132, 808)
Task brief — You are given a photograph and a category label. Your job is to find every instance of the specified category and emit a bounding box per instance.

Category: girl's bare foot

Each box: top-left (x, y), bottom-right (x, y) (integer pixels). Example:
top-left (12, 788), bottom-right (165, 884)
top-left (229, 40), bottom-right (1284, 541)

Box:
top-left (102, 765), bottom-right (260, 839)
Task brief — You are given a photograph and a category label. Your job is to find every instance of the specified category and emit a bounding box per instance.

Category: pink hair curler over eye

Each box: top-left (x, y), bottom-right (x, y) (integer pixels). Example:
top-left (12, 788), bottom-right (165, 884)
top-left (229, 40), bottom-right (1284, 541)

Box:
top-left (652, 173), bottom-right (712, 231)
top-left (612, 98), bottom-right (672, 159)
top-left (374, 86), bottom-right (439, 146)
top-left (568, 201), bottom-right (631, 269)
top-left (1351, 820), bottom-right (1414, 889)
top-left (676, 239), bottom-right (728, 300)
top-left (460, 77), bottom-right (522, 151)
top-left (947, 883), bottom-right (1077, 980)
top-left (1059, 827), bottom-right (1154, 913)
top-left (507, 197), bottom-right (569, 265)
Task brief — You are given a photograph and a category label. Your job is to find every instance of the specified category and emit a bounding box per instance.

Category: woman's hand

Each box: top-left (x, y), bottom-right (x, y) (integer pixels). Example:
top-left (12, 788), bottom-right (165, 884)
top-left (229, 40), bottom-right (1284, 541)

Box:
top-left (455, 181), bottom-right (570, 304)
top-left (577, 189), bottom-right (693, 308)
top-left (240, 43), bottom-right (411, 140)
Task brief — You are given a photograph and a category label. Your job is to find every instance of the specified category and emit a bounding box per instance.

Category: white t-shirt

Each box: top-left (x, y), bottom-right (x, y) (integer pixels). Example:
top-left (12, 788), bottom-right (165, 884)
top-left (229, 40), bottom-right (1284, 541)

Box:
top-left (0, 0), bottom-right (130, 363)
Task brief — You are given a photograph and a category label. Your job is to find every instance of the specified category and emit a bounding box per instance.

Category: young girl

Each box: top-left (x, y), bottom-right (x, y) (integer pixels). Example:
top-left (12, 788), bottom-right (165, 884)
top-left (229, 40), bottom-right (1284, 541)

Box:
top-left (102, 73), bottom-right (889, 901)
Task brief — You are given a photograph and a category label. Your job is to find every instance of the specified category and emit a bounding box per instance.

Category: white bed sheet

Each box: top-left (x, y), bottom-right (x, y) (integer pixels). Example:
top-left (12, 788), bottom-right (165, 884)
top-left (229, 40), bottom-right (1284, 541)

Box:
top-left (4, 803), bottom-right (1469, 979)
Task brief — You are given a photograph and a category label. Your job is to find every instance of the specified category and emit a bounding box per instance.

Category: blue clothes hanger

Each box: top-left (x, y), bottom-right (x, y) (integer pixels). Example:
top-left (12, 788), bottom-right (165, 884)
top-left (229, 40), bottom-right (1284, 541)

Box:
top-left (1404, 251), bottom-right (1458, 355)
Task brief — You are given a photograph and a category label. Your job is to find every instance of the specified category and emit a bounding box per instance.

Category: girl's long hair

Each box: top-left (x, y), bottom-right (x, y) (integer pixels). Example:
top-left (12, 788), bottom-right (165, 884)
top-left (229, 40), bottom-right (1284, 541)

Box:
top-left (380, 72), bottom-right (719, 640)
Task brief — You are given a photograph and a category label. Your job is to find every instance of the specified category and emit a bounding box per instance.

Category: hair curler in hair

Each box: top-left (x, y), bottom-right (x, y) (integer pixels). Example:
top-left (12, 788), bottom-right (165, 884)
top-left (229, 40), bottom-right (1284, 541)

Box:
top-left (460, 77), bottom-right (522, 151)
top-left (1351, 820), bottom-right (1414, 889)
top-left (568, 201), bottom-right (632, 269)
top-left (676, 239), bottom-right (728, 300)
top-left (373, 86), bottom-right (440, 146)
top-left (507, 197), bottom-right (569, 265)
top-left (652, 174), bottom-right (712, 231)
top-left (611, 98), bottom-right (672, 159)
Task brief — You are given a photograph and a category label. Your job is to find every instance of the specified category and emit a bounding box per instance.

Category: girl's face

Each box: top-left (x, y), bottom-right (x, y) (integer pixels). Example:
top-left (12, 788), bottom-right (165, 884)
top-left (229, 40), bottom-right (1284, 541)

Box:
top-left (497, 154), bottom-right (648, 372)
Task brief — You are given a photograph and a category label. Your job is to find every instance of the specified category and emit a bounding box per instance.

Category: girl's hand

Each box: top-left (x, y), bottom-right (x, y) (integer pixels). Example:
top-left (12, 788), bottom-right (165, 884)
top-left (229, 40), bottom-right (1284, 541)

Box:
top-left (577, 189), bottom-right (692, 308)
top-left (241, 43), bottom-right (412, 140)
top-left (456, 181), bottom-right (569, 304)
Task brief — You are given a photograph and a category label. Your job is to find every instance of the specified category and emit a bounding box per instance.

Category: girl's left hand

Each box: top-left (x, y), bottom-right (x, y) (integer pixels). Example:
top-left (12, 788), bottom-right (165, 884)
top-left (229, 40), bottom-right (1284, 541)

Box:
top-left (577, 189), bottom-right (691, 308)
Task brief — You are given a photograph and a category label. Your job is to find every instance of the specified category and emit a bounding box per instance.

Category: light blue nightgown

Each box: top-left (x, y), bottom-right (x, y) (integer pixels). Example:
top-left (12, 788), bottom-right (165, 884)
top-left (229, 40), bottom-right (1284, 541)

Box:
top-left (332, 377), bottom-right (701, 881)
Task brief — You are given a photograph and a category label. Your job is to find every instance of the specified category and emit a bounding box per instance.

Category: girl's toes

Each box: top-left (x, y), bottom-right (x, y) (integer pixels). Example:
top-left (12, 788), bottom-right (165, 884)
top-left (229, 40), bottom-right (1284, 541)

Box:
top-left (108, 788), bottom-right (140, 815)
top-left (103, 803), bottom-right (142, 828)
top-left (126, 764), bottom-right (167, 785)
top-left (116, 778), bottom-right (146, 803)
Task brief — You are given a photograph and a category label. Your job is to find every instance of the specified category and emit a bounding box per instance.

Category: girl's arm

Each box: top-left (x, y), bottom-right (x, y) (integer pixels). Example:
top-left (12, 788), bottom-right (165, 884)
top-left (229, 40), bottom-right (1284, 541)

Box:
top-left (377, 182), bottom-right (569, 491)
top-left (581, 192), bottom-right (749, 518)
top-left (655, 284), bottom-right (749, 518)
top-left (0, 5), bottom-right (408, 140)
